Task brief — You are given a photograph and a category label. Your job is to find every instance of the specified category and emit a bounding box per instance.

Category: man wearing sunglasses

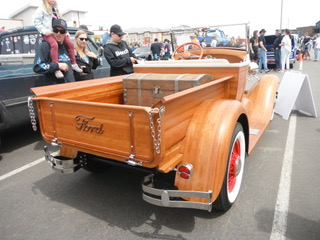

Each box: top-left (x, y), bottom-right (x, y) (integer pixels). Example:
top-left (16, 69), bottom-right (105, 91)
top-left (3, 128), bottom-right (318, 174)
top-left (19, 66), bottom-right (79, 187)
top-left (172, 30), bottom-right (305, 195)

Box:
top-left (103, 24), bottom-right (138, 76)
top-left (33, 19), bottom-right (75, 83)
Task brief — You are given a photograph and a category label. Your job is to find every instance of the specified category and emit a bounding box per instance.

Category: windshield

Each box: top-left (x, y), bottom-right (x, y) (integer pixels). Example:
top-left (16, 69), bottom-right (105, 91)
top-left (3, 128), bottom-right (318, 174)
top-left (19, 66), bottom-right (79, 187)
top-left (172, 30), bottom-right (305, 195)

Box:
top-left (172, 23), bottom-right (249, 50)
top-left (133, 46), bottom-right (150, 53)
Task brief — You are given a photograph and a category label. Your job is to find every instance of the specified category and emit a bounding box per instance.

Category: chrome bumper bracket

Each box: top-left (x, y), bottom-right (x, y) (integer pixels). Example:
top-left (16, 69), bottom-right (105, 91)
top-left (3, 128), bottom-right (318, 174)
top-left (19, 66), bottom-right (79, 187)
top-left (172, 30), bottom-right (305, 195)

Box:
top-left (44, 146), bottom-right (82, 174)
top-left (142, 174), bottom-right (213, 212)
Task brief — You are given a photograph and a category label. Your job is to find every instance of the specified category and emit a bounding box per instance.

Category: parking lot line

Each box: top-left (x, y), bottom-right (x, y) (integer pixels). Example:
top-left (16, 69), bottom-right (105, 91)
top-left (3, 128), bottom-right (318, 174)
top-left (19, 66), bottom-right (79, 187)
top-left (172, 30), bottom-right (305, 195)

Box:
top-left (270, 115), bottom-right (297, 240)
top-left (0, 151), bottom-right (58, 181)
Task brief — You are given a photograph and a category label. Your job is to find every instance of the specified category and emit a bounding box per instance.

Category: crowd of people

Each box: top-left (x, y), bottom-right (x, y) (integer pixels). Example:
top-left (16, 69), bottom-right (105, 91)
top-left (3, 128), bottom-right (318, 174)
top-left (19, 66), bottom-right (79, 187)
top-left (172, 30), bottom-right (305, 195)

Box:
top-left (32, 0), bottom-right (320, 84)
top-left (298, 34), bottom-right (320, 62)
top-left (249, 28), bottom-right (320, 73)
top-left (32, 0), bottom-right (140, 83)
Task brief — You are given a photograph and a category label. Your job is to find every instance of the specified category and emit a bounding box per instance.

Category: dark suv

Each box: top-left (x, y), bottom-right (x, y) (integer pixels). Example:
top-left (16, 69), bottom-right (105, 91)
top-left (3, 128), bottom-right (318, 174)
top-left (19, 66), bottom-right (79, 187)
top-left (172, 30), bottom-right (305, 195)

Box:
top-left (265, 34), bottom-right (298, 68)
top-left (0, 26), bottom-right (110, 147)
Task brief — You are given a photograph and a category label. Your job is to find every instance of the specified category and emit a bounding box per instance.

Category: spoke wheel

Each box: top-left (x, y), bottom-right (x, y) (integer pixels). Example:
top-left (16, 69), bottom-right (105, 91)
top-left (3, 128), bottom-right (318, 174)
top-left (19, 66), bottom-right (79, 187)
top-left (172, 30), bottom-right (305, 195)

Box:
top-left (214, 123), bottom-right (246, 211)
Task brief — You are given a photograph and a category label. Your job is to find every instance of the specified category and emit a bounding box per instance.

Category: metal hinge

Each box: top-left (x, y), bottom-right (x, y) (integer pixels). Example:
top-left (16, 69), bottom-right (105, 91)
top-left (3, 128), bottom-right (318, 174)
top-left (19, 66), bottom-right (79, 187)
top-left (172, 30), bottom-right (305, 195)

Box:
top-left (125, 153), bottom-right (142, 166)
top-left (51, 137), bottom-right (62, 147)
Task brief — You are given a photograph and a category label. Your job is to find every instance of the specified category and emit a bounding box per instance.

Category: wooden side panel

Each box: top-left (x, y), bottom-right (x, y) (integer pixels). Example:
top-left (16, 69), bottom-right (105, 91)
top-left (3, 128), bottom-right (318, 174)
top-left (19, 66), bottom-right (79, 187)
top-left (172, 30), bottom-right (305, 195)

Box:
top-left (32, 80), bottom-right (124, 104)
top-left (161, 79), bottom-right (229, 149)
top-left (157, 77), bottom-right (232, 172)
top-left (31, 76), bottom-right (124, 97)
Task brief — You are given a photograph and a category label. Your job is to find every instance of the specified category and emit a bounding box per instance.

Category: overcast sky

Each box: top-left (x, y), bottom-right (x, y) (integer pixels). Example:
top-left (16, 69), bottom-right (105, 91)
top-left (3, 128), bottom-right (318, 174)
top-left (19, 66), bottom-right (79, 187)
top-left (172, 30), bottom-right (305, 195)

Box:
top-left (1, 0), bottom-right (319, 34)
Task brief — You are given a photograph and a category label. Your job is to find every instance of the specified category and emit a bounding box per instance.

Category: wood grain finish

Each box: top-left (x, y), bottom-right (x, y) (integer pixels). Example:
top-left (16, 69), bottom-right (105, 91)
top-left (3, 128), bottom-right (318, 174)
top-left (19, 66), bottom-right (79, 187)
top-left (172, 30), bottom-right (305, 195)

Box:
top-left (243, 75), bottom-right (279, 154)
top-left (174, 100), bottom-right (247, 202)
top-left (123, 73), bottom-right (213, 106)
top-left (36, 96), bottom-right (155, 162)
top-left (172, 47), bottom-right (247, 63)
top-left (31, 48), bottom-right (279, 205)
top-left (134, 63), bottom-right (248, 101)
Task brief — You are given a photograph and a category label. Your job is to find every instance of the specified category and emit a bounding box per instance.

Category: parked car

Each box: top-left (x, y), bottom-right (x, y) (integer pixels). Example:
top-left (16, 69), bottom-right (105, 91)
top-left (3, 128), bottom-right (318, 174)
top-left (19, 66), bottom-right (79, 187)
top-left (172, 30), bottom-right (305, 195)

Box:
top-left (0, 26), bottom-right (110, 147)
top-left (133, 46), bottom-right (151, 60)
top-left (265, 34), bottom-right (298, 68)
top-left (197, 29), bottom-right (229, 47)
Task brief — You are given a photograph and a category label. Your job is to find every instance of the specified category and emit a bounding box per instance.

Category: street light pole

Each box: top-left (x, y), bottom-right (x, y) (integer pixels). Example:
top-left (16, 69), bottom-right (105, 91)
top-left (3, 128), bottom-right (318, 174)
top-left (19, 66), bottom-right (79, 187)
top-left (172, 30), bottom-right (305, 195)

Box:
top-left (280, 0), bottom-right (283, 30)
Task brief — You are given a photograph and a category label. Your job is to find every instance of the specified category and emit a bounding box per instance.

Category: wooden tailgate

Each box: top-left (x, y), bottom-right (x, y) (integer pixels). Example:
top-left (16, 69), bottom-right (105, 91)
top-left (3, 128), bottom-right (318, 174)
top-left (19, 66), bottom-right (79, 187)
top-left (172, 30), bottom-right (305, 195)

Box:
top-left (35, 97), bottom-right (155, 162)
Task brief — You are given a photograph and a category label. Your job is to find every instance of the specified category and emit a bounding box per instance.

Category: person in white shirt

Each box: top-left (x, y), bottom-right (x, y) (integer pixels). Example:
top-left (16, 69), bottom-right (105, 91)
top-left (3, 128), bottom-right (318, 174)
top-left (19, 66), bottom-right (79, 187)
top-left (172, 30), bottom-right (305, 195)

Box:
top-left (211, 36), bottom-right (217, 47)
top-left (314, 34), bottom-right (320, 62)
top-left (280, 29), bottom-right (292, 71)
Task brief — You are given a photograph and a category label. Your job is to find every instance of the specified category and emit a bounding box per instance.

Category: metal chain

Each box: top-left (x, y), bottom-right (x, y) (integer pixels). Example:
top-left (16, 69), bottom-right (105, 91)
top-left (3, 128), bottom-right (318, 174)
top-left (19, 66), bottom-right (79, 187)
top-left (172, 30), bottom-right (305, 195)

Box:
top-left (148, 106), bottom-right (165, 154)
top-left (27, 96), bottom-right (37, 131)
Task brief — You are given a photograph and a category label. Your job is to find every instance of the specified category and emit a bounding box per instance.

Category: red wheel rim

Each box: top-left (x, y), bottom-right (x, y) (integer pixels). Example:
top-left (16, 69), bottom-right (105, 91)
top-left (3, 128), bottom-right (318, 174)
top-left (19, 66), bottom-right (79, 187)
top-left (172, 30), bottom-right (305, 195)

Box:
top-left (228, 140), bottom-right (241, 193)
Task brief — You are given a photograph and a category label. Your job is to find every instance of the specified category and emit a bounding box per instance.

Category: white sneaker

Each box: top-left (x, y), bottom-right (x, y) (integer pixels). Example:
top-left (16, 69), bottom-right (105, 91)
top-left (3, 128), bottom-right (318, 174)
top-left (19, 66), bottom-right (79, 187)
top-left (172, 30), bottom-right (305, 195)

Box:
top-left (55, 70), bottom-right (64, 78)
top-left (72, 64), bottom-right (83, 73)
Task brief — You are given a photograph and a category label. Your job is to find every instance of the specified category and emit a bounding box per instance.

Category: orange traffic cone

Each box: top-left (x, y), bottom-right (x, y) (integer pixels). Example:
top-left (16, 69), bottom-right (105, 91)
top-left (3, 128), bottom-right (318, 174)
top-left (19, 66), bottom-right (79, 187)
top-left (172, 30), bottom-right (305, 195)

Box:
top-left (298, 52), bottom-right (303, 70)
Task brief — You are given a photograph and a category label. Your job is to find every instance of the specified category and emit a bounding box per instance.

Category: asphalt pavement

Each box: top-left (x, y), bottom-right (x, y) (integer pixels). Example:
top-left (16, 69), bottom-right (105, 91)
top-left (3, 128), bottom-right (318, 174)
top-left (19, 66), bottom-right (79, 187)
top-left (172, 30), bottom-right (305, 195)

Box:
top-left (0, 59), bottom-right (319, 240)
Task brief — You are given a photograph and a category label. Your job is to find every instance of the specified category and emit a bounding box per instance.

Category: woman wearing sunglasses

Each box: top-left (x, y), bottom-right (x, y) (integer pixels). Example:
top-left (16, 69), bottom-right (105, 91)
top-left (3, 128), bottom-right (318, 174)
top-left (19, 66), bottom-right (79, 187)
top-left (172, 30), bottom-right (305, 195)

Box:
top-left (73, 30), bottom-right (101, 81)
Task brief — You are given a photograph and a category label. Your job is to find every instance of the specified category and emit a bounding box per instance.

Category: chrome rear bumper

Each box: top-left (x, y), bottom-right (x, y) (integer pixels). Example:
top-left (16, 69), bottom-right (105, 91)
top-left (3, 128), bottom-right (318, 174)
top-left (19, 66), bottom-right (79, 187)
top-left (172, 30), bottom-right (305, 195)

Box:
top-left (142, 174), bottom-right (213, 212)
top-left (44, 146), bottom-right (81, 174)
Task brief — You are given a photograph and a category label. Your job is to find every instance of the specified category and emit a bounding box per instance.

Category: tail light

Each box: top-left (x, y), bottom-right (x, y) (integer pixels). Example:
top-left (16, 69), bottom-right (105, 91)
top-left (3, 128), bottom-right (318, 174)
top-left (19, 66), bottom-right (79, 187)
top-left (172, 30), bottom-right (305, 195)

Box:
top-left (177, 164), bottom-right (193, 179)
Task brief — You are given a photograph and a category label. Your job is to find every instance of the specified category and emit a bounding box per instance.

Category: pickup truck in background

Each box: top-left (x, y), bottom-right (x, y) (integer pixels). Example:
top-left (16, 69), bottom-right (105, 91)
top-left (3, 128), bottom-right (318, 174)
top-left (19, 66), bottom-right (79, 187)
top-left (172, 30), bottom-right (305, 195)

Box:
top-left (265, 34), bottom-right (299, 69)
top-left (197, 28), bottom-right (229, 47)
top-left (0, 26), bottom-right (110, 147)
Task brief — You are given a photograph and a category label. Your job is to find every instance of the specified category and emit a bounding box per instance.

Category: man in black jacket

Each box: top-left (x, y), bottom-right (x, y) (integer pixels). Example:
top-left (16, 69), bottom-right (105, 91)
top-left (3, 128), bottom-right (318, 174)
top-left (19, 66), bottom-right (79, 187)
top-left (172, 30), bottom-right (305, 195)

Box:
top-left (103, 24), bottom-right (138, 76)
top-left (150, 38), bottom-right (163, 60)
top-left (273, 29), bottom-right (283, 71)
top-left (33, 19), bottom-right (75, 83)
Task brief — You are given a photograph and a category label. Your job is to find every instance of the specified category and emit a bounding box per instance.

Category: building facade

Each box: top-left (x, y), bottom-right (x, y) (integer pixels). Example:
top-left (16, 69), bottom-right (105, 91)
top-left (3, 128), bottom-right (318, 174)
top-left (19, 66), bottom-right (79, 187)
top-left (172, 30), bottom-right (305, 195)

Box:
top-left (296, 20), bottom-right (320, 36)
top-left (3, 3), bottom-right (88, 30)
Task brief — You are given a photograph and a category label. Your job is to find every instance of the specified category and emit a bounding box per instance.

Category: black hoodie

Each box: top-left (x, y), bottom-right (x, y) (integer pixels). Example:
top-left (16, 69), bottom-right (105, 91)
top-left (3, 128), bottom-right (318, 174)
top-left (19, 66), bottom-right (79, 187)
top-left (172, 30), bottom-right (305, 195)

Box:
top-left (273, 34), bottom-right (283, 50)
top-left (104, 40), bottom-right (136, 76)
top-left (33, 41), bottom-right (75, 84)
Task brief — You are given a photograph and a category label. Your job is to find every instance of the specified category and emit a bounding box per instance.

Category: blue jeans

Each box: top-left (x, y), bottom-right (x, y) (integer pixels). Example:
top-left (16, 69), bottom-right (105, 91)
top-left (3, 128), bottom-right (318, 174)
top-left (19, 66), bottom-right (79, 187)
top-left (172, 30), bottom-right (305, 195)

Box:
top-left (258, 48), bottom-right (269, 72)
top-left (274, 49), bottom-right (281, 69)
top-left (315, 48), bottom-right (319, 61)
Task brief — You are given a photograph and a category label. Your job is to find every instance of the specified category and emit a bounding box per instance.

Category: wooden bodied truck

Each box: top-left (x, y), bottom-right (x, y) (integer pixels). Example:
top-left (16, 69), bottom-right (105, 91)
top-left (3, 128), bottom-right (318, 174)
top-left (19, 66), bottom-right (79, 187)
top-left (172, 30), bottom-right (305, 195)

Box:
top-left (29, 45), bottom-right (278, 212)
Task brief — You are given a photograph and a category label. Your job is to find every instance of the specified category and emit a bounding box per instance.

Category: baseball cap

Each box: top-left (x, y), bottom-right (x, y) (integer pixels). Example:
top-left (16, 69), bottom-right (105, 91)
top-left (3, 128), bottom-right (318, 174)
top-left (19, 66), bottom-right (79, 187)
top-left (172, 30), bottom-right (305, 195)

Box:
top-left (110, 24), bottom-right (125, 36)
top-left (79, 24), bottom-right (89, 31)
top-left (259, 29), bottom-right (266, 34)
top-left (52, 19), bottom-right (68, 30)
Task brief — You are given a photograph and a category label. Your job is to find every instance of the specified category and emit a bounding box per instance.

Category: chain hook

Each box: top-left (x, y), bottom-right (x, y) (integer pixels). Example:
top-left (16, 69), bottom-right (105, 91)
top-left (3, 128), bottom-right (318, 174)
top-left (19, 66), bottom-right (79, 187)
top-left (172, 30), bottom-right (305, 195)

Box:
top-left (28, 96), bottom-right (37, 131)
top-left (148, 106), bottom-right (165, 154)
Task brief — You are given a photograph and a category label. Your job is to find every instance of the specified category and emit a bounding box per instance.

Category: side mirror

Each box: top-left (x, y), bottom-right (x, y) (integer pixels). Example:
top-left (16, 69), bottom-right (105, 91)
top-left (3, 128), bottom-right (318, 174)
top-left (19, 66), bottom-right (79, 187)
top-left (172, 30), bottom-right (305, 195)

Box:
top-left (97, 46), bottom-right (104, 58)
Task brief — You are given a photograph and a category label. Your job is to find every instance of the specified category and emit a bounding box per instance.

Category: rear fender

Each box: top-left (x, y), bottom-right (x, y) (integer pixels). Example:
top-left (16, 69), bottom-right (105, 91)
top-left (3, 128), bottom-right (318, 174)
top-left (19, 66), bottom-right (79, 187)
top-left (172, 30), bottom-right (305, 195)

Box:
top-left (175, 99), bottom-right (248, 203)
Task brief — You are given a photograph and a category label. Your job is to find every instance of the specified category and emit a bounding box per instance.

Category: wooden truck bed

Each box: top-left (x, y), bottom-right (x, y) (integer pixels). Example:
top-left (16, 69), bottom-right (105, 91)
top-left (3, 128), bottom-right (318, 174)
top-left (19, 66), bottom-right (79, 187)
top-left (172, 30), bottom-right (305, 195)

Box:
top-left (31, 71), bottom-right (234, 170)
top-left (30, 49), bottom-right (278, 212)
